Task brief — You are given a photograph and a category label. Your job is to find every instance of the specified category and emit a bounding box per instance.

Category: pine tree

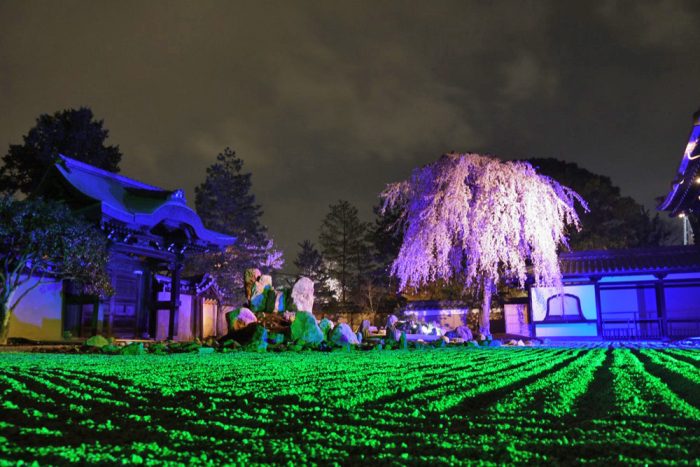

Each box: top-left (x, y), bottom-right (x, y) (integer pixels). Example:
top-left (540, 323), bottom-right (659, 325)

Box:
top-left (526, 158), bottom-right (672, 249)
top-left (318, 200), bottom-right (370, 308)
top-left (195, 147), bottom-right (265, 242)
top-left (0, 107), bottom-right (121, 195)
top-left (294, 240), bottom-right (324, 277)
top-left (190, 147), bottom-right (283, 300)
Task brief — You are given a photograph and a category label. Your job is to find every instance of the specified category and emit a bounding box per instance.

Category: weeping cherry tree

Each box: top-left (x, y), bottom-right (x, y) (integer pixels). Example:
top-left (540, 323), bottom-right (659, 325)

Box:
top-left (381, 153), bottom-right (587, 338)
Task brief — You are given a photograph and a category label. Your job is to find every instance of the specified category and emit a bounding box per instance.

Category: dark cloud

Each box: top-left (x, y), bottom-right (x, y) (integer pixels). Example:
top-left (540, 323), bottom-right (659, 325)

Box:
top-left (1, 0), bottom-right (699, 267)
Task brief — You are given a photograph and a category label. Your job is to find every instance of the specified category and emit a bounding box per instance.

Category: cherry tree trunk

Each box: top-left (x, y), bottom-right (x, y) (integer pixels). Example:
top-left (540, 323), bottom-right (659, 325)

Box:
top-left (0, 300), bottom-right (10, 346)
top-left (479, 278), bottom-right (495, 339)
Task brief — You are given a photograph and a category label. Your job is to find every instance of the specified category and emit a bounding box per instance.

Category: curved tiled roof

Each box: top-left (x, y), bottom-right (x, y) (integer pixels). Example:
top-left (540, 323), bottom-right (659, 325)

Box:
top-left (55, 155), bottom-right (235, 249)
top-left (559, 245), bottom-right (700, 277)
top-left (658, 109), bottom-right (700, 216)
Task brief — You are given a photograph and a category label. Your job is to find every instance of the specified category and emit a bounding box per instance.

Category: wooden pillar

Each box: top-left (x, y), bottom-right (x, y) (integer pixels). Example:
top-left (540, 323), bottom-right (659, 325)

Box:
top-left (193, 297), bottom-right (202, 340)
top-left (591, 276), bottom-right (603, 339)
top-left (168, 260), bottom-right (182, 340)
top-left (654, 274), bottom-right (667, 339)
top-left (133, 269), bottom-right (144, 338)
top-left (91, 301), bottom-right (99, 336)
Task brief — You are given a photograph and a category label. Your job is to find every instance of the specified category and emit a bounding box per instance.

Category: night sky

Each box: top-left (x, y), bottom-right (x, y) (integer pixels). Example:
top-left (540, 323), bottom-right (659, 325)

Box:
top-left (1, 0), bottom-right (699, 268)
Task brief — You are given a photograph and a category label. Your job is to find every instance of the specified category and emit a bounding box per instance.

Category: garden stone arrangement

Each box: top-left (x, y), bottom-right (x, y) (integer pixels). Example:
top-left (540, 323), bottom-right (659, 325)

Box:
top-left (2, 278), bottom-right (699, 465)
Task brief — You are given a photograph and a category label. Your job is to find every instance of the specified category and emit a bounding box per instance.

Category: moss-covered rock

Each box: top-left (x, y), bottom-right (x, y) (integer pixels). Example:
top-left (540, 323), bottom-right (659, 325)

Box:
top-left (120, 342), bottom-right (144, 355)
top-left (319, 318), bottom-right (334, 340)
top-left (290, 311), bottom-right (324, 345)
top-left (329, 323), bottom-right (359, 346)
top-left (244, 325), bottom-right (268, 352)
top-left (85, 335), bottom-right (109, 348)
top-left (149, 342), bottom-right (168, 355)
top-left (101, 344), bottom-right (120, 354)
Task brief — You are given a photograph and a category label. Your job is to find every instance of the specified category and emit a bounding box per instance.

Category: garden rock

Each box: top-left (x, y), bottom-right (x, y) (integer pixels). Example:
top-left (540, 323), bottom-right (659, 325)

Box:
top-left (120, 342), bottom-right (145, 355)
top-left (291, 277), bottom-right (314, 312)
top-left (319, 318), bottom-right (334, 339)
top-left (453, 326), bottom-right (473, 341)
top-left (359, 320), bottom-right (372, 338)
top-left (244, 268), bottom-right (261, 303)
top-left (329, 323), bottom-right (359, 346)
top-left (85, 335), bottom-right (109, 348)
top-left (227, 308), bottom-right (258, 332)
top-left (385, 315), bottom-right (401, 342)
top-left (290, 311), bottom-right (324, 344)
top-left (101, 344), bottom-right (120, 354)
top-left (244, 325), bottom-right (268, 352)
top-left (149, 342), bottom-right (167, 355)
top-left (273, 290), bottom-right (286, 312)
top-left (250, 275), bottom-right (273, 311)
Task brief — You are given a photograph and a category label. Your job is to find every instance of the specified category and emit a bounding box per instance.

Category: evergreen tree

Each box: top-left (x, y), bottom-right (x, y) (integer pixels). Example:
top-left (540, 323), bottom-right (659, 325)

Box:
top-left (318, 200), bottom-right (370, 307)
top-left (195, 147), bottom-right (265, 242)
top-left (189, 147), bottom-right (282, 301)
top-left (294, 240), bottom-right (324, 277)
top-left (526, 158), bottom-right (672, 249)
top-left (0, 107), bottom-right (121, 195)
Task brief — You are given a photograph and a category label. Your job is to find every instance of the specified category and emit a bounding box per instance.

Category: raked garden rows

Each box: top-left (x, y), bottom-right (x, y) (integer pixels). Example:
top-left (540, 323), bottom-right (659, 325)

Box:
top-left (0, 347), bottom-right (698, 465)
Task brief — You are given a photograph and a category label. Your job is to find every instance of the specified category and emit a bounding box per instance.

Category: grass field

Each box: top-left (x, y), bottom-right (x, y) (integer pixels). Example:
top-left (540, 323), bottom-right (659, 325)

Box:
top-left (0, 347), bottom-right (698, 465)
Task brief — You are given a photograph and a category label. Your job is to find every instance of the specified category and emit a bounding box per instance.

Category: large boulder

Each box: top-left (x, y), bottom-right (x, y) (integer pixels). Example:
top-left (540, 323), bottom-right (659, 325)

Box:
top-left (226, 308), bottom-right (258, 332)
top-left (291, 277), bottom-right (314, 312)
top-left (290, 311), bottom-right (324, 345)
top-left (330, 323), bottom-right (360, 346)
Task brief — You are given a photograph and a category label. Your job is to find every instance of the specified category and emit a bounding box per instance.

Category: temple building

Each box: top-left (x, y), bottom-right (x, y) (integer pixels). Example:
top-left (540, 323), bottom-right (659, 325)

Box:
top-left (7, 155), bottom-right (235, 342)
top-left (523, 108), bottom-right (700, 340)
top-left (658, 108), bottom-right (700, 240)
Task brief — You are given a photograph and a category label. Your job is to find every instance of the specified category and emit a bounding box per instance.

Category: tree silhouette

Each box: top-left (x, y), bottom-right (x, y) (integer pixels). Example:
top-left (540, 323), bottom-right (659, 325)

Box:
top-left (319, 200), bottom-right (370, 308)
top-left (527, 158), bottom-right (672, 249)
top-left (190, 147), bottom-right (282, 300)
top-left (0, 107), bottom-right (121, 195)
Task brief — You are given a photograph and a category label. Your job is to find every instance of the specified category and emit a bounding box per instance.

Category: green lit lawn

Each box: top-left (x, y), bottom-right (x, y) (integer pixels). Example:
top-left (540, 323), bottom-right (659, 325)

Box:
top-left (1, 347), bottom-right (699, 465)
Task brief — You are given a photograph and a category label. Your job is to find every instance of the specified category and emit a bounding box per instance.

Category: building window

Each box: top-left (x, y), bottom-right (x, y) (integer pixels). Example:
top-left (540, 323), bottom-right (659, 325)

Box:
top-left (544, 293), bottom-right (585, 322)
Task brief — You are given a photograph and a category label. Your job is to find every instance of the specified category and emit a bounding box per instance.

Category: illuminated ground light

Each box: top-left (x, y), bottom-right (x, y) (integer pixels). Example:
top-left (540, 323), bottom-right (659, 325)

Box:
top-left (0, 347), bottom-right (698, 464)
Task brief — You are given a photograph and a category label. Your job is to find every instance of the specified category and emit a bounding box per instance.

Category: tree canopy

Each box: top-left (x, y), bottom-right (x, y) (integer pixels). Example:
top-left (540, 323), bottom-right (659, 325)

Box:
top-left (382, 153), bottom-right (586, 337)
top-left (0, 107), bottom-right (122, 195)
top-left (190, 147), bottom-right (283, 301)
top-left (526, 158), bottom-right (672, 249)
top-left (0, 197), bottom-right (111, 343)
top-left (318, 200), bottom-right (371, 307)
